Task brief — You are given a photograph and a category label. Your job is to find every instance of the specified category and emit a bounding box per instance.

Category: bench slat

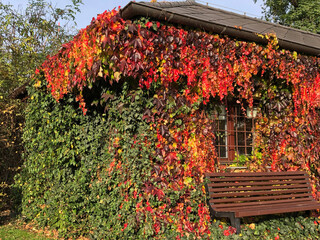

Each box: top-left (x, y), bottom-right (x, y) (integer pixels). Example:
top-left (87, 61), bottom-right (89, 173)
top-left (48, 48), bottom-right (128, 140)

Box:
top-left (208, 184), bottom-right (309, 192)
top-left (215, 199), bottom-right (317, 212)
top-left (207, 175), bottom-right (307, 182)
top-left (210, 192), bottom-right (311, 204)
top-left (209, 179), bottom-right (309, 187)
top-left (209, 188), bottom-right (309, 198)
top-left (206, 171), bottom-right (307, 177)
top-left (236, 203), bottom-right (320, 217)
top-left (211, 197), bottom-right (314, 209)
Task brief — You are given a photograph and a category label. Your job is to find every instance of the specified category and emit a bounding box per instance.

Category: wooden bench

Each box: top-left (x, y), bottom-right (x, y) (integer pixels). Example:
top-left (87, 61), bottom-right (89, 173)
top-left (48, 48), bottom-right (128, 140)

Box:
top-left (205, 171), bottom-right (320, 233)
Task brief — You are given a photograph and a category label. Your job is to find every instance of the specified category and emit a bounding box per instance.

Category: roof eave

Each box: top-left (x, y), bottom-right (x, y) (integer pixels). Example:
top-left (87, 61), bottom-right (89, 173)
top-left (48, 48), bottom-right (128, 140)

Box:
top-left (121, 1), bottom-right (320, 56)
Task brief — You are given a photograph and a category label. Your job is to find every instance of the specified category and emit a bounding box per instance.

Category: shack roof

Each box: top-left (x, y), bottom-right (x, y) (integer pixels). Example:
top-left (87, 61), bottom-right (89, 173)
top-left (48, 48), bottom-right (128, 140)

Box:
top-left (121, 1), bottom-right (320, 56)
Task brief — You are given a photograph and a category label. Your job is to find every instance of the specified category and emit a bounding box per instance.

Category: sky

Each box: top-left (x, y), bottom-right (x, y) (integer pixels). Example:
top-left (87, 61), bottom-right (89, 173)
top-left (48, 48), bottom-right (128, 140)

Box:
top-left (7, 0), bottom-right (265, 30)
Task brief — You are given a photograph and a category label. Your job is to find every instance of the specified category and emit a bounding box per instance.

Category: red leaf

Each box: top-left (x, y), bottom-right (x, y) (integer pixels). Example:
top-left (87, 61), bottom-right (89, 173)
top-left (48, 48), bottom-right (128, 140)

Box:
top-left (146, 21), bottom-right (153, 28)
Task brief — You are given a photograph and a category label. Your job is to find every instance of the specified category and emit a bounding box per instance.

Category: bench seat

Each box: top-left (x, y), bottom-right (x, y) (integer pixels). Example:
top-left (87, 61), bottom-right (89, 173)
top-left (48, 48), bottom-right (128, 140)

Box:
top-left (205, 171), bottom-right (320, 233)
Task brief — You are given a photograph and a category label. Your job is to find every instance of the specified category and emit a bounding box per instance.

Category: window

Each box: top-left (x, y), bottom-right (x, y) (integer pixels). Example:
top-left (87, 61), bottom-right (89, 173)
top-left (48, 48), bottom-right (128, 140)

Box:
top-left (213, 105), bottom-right (255, 164)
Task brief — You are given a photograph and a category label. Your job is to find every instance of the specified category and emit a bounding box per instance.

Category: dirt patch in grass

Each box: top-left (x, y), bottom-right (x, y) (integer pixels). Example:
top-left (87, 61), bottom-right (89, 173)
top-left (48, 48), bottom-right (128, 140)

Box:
top-left (0, 210), bottom-right (11, 225)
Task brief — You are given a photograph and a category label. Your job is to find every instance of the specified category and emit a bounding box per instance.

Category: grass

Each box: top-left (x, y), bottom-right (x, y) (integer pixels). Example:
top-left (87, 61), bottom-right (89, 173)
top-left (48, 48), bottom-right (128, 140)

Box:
top-left (0, 224), bottom-right (50, 240)
top-left (0, 210), bottom-right (319, 239)
top-left (0, 210), bottom-right (53, 240)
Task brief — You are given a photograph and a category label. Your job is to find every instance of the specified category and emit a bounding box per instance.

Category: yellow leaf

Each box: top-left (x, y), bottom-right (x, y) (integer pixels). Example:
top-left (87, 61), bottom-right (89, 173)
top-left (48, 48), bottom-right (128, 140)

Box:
top-left (98, 67), bottom-right (104, 77)
top-left (293, 51), bottom-right (298, 60)
top-left (114, 71), bottom-right (121, 81)
top-left (184, 177), bottom-right (193, 185)
top-left (34, 80), bottom-right (41, 88)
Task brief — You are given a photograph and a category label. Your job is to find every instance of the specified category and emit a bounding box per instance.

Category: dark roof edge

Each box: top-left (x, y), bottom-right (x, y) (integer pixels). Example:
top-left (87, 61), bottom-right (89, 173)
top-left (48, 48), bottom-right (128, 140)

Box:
top-left (8, 81), bottom-right (29, 100)
top-left (121, 1), bottom-right (320, 56)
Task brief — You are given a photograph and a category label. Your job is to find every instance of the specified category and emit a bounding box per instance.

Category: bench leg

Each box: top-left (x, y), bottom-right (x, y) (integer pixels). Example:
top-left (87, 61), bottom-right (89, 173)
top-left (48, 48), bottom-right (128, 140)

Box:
top-left (230, 214), bottom-right (241, 234)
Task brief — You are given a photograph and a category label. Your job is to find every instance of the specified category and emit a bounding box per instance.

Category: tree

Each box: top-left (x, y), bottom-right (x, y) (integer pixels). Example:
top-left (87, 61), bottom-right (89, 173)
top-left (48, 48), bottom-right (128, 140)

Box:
top-left (0, 0), bottom-right (83, 98)
top-left (0, 0), bottom-right (82, 211)
top-left (254, 0), bottom-right (320, 33)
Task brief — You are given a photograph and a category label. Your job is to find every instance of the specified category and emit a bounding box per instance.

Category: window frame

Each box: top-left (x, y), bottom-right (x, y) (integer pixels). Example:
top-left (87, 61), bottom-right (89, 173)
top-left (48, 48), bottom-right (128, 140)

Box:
top-left (214, 104), bottom-right (255, 164)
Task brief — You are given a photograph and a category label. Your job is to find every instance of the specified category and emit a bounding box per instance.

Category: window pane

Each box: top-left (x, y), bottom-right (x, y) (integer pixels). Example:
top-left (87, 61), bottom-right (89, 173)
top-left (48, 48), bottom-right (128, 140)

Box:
top-left (245, 118), bottom-right (253, 130)
top-left (247, 147), bottom-right (253, 155)
top-left (236, 117), bottom-right (245, 131)
top-left (218, 131), bottom-right (226, 145)
top-left (246, 134), bottom-right (252, 145)
top-left (218, 119), bottom-right (226, 130)
top-left (217, 130), bottom-right (227, 158)
top-left (220, 146), bottom-right (227, 158)
top-left (237, 132), bottom-right (245, 146)
top-left (238, 147), bottom-right (245, 155)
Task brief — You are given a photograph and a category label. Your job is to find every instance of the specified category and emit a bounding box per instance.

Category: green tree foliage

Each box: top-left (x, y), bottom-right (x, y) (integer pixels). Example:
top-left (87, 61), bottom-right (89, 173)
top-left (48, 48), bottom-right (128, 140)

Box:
top-left (254, 0), bottom-right (320, 33)
top-left (0, 0), bottom-right (82, 98)
top-left (0, 100), bottom-right (24, 211)
top-left (0, 0), bottom-right (82, 211)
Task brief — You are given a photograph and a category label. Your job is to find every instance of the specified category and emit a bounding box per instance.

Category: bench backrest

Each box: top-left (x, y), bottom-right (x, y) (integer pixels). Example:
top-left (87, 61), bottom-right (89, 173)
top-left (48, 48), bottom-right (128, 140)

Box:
top-left (205, 171), bottom-right (313, 210)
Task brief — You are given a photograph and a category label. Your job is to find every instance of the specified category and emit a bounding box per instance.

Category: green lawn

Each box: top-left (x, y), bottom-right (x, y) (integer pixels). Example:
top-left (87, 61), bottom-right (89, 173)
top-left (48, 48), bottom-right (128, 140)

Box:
top-left (0, 224), bottom-right (51, 240)
top-left (1, 215), bottom-right (319, 239)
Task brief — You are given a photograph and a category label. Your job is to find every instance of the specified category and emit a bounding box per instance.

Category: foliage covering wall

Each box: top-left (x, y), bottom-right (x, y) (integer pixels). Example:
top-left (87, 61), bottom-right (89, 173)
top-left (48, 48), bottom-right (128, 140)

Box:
top-left (17, 8), bottom-right (320, 239)
top-left (18, 79), bottom-right (212, 239)
top-left (0, 0), bottom-right (82, 215)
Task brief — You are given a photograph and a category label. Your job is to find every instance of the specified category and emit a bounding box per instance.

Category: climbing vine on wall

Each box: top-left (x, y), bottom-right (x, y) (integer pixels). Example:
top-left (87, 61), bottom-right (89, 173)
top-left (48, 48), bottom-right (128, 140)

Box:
top-left (19, 7), bottom-right (320, 239)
